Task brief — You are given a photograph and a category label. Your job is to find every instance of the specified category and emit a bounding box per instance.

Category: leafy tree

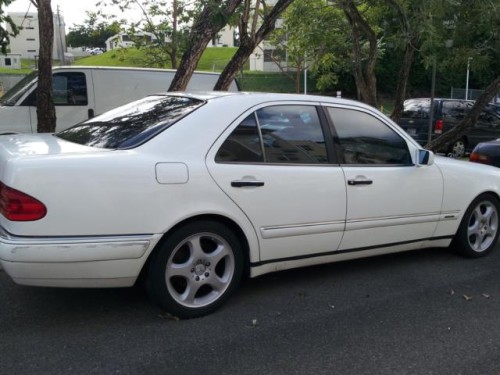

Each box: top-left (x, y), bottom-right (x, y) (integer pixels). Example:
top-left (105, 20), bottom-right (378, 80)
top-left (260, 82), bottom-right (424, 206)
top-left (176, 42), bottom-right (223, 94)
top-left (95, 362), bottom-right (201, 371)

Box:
top-left (337, 0), bottom-right (379, 106)
top-left (423, 0), bottom-right (500, 153)
top-left (213, 0), bottom-right (295, 91)
top-left (270, 0), bottom-right (349, 93)
top-left (0, 0), bottom-right (19, 53)
top-left (66, 12), bottom-right (121, 49)
top-left (96, 0), bottom-right (195, 68)
top-left (168, 0), bottom-right (243, 91)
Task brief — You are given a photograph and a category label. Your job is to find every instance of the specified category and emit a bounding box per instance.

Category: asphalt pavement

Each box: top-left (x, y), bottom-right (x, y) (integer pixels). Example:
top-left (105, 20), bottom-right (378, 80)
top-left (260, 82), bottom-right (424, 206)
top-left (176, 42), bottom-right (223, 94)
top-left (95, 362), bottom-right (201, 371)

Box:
top-left (2, 245), bottom-right (500, 374)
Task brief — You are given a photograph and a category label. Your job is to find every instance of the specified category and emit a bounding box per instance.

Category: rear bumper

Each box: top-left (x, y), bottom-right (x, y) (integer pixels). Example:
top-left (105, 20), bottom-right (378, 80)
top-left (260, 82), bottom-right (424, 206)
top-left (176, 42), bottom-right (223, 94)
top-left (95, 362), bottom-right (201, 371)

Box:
top-left (0, 227), bottom-right (162, 287)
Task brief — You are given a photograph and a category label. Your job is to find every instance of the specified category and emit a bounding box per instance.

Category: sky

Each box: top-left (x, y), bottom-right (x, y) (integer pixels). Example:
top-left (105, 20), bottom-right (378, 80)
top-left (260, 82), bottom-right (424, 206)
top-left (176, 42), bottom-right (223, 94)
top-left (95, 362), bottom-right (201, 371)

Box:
top-left (5, 0), bottom-right (137, 31)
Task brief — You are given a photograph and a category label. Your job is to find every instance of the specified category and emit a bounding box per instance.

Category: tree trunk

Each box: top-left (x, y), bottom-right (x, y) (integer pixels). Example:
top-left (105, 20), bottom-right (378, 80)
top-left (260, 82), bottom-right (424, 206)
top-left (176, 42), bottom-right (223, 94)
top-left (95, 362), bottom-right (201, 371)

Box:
top-left (390, 42), bottom-right (415, 122)
top-left (168, 0), bottom-right (243, 91)
top-left (214, 40), bottom-right (254, 91)
top-left (171, 0), bottom-right (178, 69)
top-left (341, 0), bottom-right (378, 107)
top-left (213, 0), bottom-right (294, 91)
top-left (385, 0), bottom-right (418, 123)
top-left (34, 0), bottom-right (56, 133)
top-left (425, 75), bottom-right (500, 152)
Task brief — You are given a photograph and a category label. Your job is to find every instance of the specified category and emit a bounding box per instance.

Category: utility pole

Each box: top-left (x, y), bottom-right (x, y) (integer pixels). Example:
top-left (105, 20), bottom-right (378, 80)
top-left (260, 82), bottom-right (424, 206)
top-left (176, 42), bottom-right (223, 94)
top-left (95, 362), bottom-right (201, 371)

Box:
top-left (465, 57), bottom-right (472, 100)
top-left (56, 5), bottom-right (65, 63)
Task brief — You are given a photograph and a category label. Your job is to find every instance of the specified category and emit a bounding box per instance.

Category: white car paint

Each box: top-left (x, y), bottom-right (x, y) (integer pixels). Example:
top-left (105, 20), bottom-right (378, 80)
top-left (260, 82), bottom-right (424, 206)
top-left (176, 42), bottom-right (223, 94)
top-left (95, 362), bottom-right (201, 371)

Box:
top-left (0, 92), bottom-right (499, 291)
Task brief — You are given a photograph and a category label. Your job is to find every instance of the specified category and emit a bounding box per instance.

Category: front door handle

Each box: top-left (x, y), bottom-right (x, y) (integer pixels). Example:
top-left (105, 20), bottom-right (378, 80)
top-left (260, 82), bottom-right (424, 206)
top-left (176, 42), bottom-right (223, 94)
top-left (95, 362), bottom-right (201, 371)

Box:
top-left (231, 180), bottom-right (265, 188)
top-left (347, 179), bottom-right (373, 186)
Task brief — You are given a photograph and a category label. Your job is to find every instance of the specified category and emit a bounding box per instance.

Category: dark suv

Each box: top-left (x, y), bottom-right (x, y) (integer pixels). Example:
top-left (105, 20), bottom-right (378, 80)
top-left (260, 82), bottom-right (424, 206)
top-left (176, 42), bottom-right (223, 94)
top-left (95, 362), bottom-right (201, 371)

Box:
top-left (398, 98), bottom-right (500, 158)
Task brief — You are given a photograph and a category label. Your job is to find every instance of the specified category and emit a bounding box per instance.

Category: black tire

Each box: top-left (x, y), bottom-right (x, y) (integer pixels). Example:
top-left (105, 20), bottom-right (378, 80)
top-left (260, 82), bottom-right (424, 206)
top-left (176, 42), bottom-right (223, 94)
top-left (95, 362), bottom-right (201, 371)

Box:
top-left (147, 220), bottom-right (243, 319)
top-left (452, 194), bottom-right (500, 258)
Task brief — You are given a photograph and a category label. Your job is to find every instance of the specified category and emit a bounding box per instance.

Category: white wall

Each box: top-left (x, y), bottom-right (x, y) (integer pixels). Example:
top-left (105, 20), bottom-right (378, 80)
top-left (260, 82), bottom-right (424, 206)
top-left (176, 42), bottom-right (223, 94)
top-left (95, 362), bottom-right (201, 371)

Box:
top-left (7, 12), bottom-right (66, 61)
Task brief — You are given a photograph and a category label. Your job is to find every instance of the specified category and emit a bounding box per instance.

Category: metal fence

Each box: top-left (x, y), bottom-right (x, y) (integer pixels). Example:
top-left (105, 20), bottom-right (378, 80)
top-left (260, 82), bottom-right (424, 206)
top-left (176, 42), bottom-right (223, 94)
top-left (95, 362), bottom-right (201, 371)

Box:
top-left (451, 87), bottom-right (500, 104)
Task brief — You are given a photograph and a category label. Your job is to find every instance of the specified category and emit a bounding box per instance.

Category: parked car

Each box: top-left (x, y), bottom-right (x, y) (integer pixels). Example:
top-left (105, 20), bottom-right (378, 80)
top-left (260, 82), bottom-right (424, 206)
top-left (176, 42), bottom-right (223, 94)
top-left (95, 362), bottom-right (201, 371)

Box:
top-left (90, 48), bottom-right (103, 55)
top-left (398, 98), bottom-right (500, 158)
top-left (1, 92), bottom-right (500, 318)
top-left (470, 139), bottom-right (500, 167)
top-left (0, 66), bottom-right (239, 134)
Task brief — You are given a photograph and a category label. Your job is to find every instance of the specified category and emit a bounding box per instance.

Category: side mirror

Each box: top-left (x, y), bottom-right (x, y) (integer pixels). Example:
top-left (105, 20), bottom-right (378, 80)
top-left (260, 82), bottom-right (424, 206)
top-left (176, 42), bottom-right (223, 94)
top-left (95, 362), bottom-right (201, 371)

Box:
top-left (416, 149), bottom-right (434, 167)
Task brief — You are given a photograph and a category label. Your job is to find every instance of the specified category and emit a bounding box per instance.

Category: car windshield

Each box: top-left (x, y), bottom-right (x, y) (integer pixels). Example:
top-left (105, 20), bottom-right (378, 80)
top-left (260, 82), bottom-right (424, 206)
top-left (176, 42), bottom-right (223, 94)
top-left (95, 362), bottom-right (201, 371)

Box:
top-left (56, 95), bottom-right (204, 149)
top-left (0, 71), bottom-right (38, 106)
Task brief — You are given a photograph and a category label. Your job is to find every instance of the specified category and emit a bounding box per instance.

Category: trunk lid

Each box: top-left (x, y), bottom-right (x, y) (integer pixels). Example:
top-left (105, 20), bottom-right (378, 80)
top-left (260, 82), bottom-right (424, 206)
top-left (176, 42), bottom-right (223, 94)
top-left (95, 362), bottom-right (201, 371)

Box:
top-left (0, 133), bottom-right (110, 159)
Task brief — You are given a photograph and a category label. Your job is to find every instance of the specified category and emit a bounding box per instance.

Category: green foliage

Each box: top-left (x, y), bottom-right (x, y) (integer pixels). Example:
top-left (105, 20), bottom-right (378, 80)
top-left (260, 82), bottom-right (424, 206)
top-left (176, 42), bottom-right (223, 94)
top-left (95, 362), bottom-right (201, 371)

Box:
top-left (66, 12), bottom-right (121, 48)
top-left (439, 0), bottom-right (500, 89)
top-left (270, 0), bottom-right (350, 92)
top-left (0, 0), bottom-right (19, 53)
top-left (95, 0), bottom-right (203, 68)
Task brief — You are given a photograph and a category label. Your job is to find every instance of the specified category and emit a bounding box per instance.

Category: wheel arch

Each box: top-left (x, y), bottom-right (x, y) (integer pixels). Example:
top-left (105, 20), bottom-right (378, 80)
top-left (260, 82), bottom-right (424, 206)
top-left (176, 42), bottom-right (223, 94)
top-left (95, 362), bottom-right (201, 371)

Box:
top-left (456, 191), bottom-right (500, 230)
top-left (451, 191), bottom-right (500, 257)
top-left (137, 214), bottom-right (252, 285)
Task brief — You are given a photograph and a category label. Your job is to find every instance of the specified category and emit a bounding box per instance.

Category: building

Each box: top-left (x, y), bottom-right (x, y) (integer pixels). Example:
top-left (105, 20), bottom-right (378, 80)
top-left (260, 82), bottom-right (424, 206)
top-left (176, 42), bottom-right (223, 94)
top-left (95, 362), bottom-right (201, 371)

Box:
top-left (0, 53), bottom-right (22, 69)
top-left (6, 12), bottom-right (67, 61)
top-left (210, 26), bottom-right (235, 47)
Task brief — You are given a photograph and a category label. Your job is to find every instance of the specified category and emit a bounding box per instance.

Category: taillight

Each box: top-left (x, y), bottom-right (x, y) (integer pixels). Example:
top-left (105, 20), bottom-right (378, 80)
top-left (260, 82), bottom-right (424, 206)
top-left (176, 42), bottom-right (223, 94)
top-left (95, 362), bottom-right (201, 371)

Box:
top-left (0, 182), bottom-right (47, 221)
top-left (434, 119), bottom-right (443, 134)
top-left (470, 152), bottom-right (492, 165)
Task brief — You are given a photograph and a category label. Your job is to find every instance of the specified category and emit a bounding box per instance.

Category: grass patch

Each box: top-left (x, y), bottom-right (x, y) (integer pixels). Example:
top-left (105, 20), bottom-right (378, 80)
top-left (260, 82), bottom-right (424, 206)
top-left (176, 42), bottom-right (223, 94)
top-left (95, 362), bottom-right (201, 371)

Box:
top-left (74, 46), bottom-right (241, 72)
top-left (0, 58), bottom-right (36, 74)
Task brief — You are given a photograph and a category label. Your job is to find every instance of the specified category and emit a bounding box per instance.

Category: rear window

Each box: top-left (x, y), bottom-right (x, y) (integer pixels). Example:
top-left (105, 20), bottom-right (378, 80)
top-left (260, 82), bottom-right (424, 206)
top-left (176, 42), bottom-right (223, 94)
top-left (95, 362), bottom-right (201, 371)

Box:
top-left (56, 95), bottom-right (204, 149)
top-left (402, 99), bottom-right (431, 119)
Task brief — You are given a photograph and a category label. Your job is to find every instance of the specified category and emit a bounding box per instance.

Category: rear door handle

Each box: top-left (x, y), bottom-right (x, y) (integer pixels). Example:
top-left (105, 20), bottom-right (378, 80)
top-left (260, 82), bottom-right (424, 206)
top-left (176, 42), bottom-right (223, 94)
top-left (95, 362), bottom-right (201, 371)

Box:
top-left (347, 179), bottom-right (373, 186)
top-left (231, 180), bottom-right (265, 188)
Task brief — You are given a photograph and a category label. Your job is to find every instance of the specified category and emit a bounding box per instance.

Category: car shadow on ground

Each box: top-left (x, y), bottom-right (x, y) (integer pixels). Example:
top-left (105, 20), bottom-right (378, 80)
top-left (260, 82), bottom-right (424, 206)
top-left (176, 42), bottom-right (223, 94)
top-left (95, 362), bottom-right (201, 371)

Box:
top-left (0, 246), bottom-right (485, 324)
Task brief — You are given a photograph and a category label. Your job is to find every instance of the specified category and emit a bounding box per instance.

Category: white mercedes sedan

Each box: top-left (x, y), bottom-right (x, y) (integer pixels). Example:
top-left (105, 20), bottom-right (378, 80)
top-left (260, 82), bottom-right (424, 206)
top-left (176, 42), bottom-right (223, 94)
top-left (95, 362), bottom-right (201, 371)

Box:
top-left (0, 92), bottom-right (499, 318)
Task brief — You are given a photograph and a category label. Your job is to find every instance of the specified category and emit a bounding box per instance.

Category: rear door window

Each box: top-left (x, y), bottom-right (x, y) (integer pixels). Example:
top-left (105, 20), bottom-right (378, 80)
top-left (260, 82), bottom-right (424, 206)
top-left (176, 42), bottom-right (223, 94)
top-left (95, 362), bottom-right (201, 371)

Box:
top-left (442, 100), bottom-right (468, 120)
top-left (216, 105), bottom-right (330, 164)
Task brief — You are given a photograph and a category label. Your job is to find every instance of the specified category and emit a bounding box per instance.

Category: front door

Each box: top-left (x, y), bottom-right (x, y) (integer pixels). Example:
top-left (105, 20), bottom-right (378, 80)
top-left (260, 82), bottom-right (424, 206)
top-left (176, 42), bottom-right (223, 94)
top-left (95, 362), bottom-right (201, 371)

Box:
top-left (325, 106), bottom-right (444, 251)
top-left (28, 71), bottom-right (94, 132)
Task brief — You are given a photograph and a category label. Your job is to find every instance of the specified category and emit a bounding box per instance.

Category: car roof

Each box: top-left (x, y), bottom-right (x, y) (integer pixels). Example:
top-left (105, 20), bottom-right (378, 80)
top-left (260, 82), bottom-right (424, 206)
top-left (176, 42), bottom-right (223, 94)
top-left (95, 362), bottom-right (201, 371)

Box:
top-left (153, 91), bottom-right (373, 110)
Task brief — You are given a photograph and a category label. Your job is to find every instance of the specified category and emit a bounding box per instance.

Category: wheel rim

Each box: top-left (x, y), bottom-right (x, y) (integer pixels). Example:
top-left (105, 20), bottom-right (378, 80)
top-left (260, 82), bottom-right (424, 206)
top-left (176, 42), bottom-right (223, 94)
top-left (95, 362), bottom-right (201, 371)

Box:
top-left (451, 140), bottom-right (465, 158)
top-left (467, 200), bottom-right (499, 252)
top-left (165, 232), bottom-right (235, 308)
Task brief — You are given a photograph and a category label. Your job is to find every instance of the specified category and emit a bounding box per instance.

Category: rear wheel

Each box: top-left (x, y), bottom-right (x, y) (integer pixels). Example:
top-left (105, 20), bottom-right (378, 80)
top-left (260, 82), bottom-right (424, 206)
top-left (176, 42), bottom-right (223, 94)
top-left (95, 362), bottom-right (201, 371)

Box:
top-left (452, 194), bottom-right (500, 258)
top-left (147, 220), bottom-right (243, 318)
top-left (448, 139), bottom-right (466, 158)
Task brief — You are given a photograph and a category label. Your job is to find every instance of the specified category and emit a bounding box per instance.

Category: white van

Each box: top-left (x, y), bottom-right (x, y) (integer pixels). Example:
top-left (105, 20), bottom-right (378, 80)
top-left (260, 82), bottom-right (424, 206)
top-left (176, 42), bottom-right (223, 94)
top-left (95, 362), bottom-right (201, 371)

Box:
top-left (0, 66), bottom-right (239, 133)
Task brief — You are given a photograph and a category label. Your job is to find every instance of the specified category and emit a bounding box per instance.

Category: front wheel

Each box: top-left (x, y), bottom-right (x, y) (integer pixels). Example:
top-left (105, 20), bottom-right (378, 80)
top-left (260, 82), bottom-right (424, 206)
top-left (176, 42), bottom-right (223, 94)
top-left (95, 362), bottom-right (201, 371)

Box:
top-left (147, 220), bottom-right (243, 319)
top-left (452, 194), bottom-right (500, 258)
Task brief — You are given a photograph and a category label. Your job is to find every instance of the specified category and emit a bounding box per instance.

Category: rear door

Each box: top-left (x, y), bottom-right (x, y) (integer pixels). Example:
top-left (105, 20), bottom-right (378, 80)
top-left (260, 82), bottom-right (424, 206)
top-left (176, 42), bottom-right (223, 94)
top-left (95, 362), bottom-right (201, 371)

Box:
top-left (207, 102), bottom-right (347, 262)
